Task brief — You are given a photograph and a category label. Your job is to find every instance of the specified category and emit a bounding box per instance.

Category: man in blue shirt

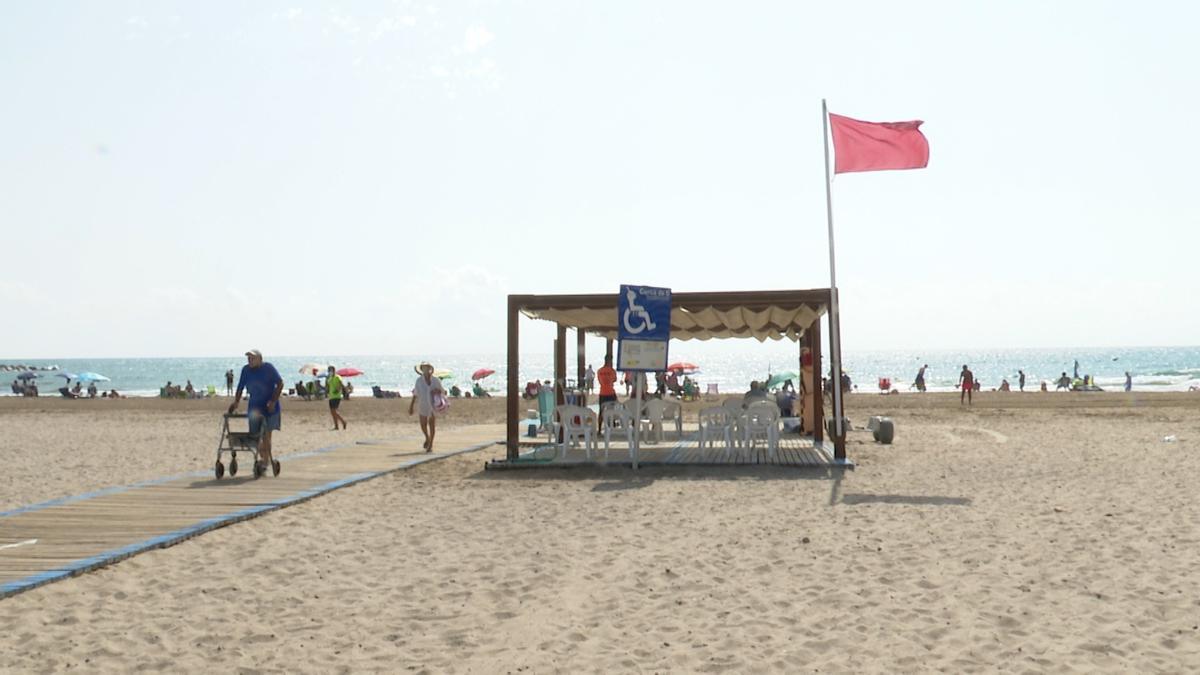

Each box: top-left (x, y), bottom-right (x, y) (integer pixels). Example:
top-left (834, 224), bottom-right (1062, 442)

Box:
top-left (228, 349), bottom-right (285, 477)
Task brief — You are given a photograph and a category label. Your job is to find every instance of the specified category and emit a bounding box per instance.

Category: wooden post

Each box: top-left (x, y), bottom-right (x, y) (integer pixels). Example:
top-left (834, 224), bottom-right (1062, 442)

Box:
top-left (576, 329), bottom-right (586, 405)
top-left (506, 296), bottom-right (520, 460)
top-left (555, 323), bottom-right (567, 406)
top-left (811, 318), bottom-right (824, 446)
top-left (605, 338), bottom-right (614, 362)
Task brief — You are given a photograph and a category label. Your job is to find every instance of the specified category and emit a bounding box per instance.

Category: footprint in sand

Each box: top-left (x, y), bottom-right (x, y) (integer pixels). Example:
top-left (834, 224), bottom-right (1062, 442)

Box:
top-left (936, 425), bottom-right (1008, 445)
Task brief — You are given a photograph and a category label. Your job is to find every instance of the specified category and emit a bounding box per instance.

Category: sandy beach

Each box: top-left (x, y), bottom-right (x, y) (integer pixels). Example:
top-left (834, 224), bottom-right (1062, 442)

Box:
top-left (1, 392), bottom-right (1199, 672)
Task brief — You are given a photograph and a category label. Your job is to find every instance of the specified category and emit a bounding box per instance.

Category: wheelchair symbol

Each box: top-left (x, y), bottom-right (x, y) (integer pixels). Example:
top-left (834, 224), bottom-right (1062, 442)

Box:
top-left (622, 288), bottom-right (658, 335)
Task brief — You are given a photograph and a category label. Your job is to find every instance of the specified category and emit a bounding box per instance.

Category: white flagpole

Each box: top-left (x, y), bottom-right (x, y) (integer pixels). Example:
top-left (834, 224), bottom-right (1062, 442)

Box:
top-left (822, 99), bottom-right (846, 456)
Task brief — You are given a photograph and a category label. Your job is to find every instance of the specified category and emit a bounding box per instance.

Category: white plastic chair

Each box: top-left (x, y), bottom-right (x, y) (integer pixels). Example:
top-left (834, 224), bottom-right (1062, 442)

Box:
top-left (742, 403), bottom-right (780, 457)
top-left (601, 401), bottom-right (634, 458)
top-left (639, 398), bottom-right (666, 444)
top-left (661, 399), bottom-right (683, 438)
top-left (706, 383), bottom-right (719, 396)
top-left (553, 405), bottom-right (597, 458)
top-left (698, 406), bottom-right (734, 453)
top-left (721, 399), bottom-right (745, 444)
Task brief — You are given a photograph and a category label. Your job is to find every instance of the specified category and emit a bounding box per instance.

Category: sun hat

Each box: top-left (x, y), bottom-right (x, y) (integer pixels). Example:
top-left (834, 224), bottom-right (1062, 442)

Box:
top-left (415, 361), bottom-right (434, 374)
top-left (245, 349), bottom-right (263, 358)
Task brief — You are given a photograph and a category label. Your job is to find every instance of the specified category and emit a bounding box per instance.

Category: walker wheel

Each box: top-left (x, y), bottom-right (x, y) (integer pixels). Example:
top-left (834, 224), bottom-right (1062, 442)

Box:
top-left (271, 460), bottom-right (281, 477)
top-left (229, 459), bottom-right (238, 476)
top-left (214, 461), bottom-right (225, 479)
top-left (253, 461), bottom-right (265, 479)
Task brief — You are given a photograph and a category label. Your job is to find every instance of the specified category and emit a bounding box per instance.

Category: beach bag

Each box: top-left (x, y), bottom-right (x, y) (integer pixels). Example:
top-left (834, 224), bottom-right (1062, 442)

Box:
top-left (433, 392), bottom-right (450, 413)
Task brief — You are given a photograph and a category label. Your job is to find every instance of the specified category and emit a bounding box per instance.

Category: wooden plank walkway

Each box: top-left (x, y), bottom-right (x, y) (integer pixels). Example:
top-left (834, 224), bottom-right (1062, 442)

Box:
top-left (0, 425), bottom-right (504, 599)
top-left (497, 432), bottom-right (837, 468)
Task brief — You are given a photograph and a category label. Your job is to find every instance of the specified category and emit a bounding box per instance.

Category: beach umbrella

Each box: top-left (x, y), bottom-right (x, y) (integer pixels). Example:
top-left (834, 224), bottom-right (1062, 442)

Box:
top-left (434, 369), bottom-right (453, 380)
top-left (56, 372), bottom-right (79, 380)
top-left (15, 371), bottom-right (39, 380)
top-left (471, 368), bottom-right (495, 381)
top-left (76, 372), bottom-right (110, 382)
top-left (335, 367), bottom-right (364, 377)
top-left (765, 371), bottom-right (798, 390)
top-left (667, 361), bottom-right (699, 373)
top-left (299, 362), bottom-right (329, 376)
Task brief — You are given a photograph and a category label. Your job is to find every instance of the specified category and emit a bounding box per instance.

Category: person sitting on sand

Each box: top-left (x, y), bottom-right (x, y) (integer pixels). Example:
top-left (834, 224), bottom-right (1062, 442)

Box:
top-left (999, 378), bottom-right (1011, 392)
top-left (666, 370), bottom-right (683, 397)
top-left (743, 381), bottom-right (770, 405)
top-left (449, 384), bottom-right (462, 398)
top-left (72, 381), bottom-right (83, 396)
top-left (472, 382), bottom-right (491, 398)
top-left (109, 389), bottom-right (121, 398)
top-left (1041, 381), bottom-right (1048, 392)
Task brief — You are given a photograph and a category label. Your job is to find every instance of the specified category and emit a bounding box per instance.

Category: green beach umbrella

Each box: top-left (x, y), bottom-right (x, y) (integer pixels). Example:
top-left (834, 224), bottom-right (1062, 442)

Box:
top-left (765, 371), bottom-right (798, 390)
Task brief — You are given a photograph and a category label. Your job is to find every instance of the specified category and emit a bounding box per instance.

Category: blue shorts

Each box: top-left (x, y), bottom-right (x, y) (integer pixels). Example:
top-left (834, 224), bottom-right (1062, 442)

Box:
top-left (248, 409), bottom-right (281, 436)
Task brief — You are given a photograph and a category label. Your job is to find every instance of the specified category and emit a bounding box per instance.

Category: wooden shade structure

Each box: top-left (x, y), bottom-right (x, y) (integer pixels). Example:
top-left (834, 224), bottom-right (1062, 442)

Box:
top-left (505, 289), bottom-right (842, 461)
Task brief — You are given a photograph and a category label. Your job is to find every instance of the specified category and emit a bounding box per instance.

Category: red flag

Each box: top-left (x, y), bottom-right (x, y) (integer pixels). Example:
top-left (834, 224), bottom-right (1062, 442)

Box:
top-left (829, 113), bottom-right (929, 174)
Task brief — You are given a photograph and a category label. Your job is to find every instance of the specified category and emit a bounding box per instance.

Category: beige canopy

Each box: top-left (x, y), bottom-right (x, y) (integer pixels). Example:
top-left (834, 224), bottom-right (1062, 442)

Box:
top-left (515, 289), bottom-right (829, 341)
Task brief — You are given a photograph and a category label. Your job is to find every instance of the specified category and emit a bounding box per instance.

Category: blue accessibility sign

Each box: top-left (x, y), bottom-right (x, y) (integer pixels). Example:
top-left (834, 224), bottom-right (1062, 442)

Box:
top-left (617, 284), bottom-right (671, 371)
top-left (618, 285), bottom-right (671, 341)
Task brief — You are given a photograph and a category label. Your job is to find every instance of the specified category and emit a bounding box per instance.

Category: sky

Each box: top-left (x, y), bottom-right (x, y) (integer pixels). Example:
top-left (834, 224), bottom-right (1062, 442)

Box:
top-left (2, 1), bottom-right (1198, 359)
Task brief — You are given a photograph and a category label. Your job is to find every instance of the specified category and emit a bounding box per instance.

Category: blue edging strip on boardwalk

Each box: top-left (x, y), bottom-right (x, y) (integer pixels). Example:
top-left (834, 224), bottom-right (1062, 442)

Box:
top-left (0, 440), bottom-right (499, 599)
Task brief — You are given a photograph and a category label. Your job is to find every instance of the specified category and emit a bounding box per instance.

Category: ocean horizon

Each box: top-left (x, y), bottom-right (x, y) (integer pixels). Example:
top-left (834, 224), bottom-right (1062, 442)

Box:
top-left (4, 345), bottom-right (1199, 398)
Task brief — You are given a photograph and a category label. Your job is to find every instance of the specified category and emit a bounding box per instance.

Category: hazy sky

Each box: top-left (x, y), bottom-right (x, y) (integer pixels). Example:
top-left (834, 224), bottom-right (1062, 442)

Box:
top-left (3, 1), bottom-right (1197, 359)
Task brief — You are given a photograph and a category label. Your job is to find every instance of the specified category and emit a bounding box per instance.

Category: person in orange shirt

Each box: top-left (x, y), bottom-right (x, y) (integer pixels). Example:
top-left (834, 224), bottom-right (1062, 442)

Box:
top-left (596, 354), bottom-right (618, 431)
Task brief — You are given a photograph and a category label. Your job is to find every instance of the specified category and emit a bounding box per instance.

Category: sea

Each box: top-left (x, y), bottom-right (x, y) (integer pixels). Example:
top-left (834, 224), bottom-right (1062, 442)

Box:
top-left (4, 346), bottom-right (1200, 398)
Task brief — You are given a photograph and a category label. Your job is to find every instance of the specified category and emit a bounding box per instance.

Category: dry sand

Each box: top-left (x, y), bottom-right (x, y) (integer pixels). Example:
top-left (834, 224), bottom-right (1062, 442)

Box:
top-left (1, 392), bottom-right (1199, 672)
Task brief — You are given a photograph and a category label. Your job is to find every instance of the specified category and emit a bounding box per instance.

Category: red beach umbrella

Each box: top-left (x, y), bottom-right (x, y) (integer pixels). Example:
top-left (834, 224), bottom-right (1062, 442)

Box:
top-left (667, 362), bottom-right (698, 373)
top-left (336, 367), bottom-right (364, 377)
top-left (471, 368), bottom-right (496, 381)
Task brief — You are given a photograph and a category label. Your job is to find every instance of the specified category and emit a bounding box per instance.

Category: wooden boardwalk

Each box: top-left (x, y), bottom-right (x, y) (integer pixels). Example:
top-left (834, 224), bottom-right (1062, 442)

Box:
top-left (495, 432), bottom-right (837, 468)
top-left (0, 425), bottom-right (503, 600)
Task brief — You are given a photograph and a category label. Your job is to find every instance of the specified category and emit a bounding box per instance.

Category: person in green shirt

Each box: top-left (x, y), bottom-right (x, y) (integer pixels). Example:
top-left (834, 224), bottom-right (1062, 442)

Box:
top-left (326, 366), bottom-right (347, 430)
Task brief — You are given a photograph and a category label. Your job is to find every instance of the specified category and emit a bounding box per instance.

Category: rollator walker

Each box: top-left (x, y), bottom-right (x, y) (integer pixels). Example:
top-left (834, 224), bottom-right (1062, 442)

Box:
top-left (214, 412), bottom-right (280, 479)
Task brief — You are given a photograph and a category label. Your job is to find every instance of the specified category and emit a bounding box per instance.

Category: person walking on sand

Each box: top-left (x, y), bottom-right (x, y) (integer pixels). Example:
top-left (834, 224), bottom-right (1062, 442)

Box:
top-left (326, 366), bottom-right (347, 430)
top-left (585, 364), bottom-right (595, 394)
top-left (1018, 369), bottom-right (1026, 392)
top-left (958, 364), bottom-right (974, 406)
top-left (914, 364), bottom-right (928, 392)
top-left (225, 369), bottom-right (235, 397)
top-left (1125, 371), bottom-right (1133, 392)
top-left (409, 362), bottom-right (445, 451)
top-left (228, 349), bottom-right (284, 477)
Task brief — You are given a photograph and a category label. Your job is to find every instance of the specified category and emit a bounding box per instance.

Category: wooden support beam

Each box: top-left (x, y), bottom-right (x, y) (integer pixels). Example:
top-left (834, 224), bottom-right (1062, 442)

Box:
top-left (506, 296), bottom-right (520, 460)
top-left (555, 323), bottom-right (567, 406)
top-left (810, 319), bottom-right (823, 446)
top-left (576, 329), bottom-right (586, 406)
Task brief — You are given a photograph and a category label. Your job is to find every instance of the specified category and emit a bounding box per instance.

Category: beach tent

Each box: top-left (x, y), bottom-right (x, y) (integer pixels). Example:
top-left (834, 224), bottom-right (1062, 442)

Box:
top-left (502, 288), bottom-right (838, 460)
